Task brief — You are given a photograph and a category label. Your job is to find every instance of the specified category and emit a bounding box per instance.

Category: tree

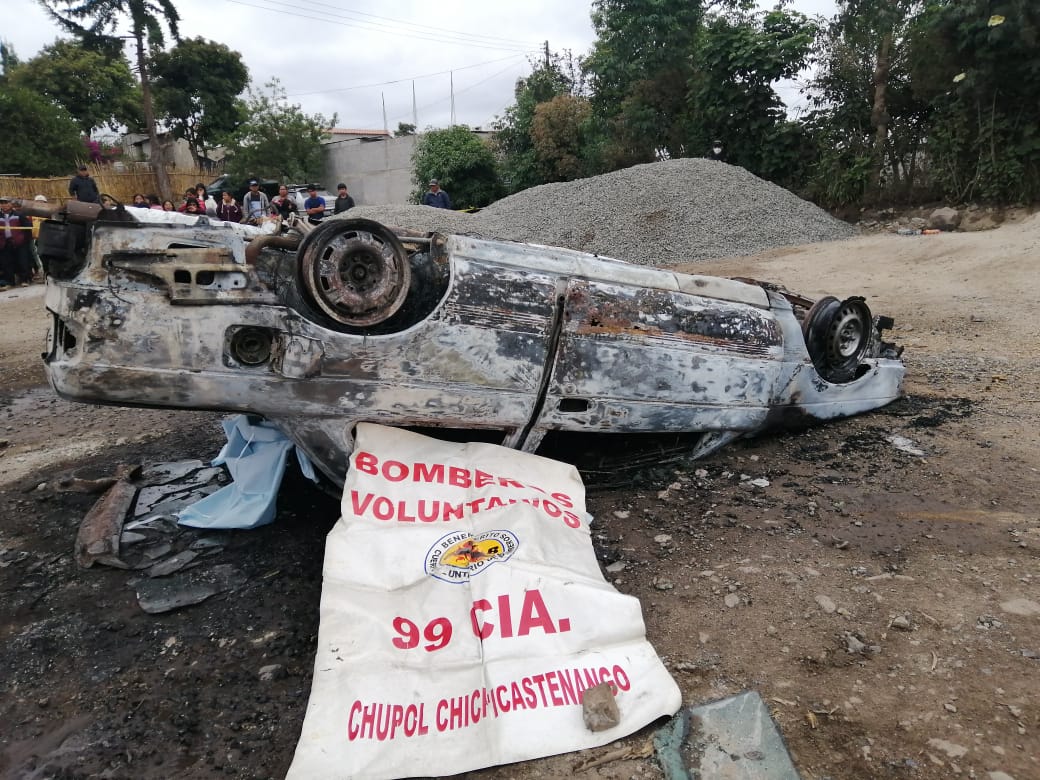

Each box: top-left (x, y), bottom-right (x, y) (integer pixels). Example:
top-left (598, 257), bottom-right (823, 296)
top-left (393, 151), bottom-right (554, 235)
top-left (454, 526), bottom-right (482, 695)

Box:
top-left (225, 80), bottom-right (333, 184)
top-left (41, 0), bottom-right (181, 199)
top-left (151, 37), bottom-right (248, 165)
top-left (9, 38), bottom-right (140, 134)
top-left (394, 122), bottom-right (416, 137)
top-left (583, 0), bottom-right (705, 163)
top-left (689, 6), bottom-right (818, 184)
top-left (0, 85), bottom-right (82, 175)
top-left (494, 48), bottom-right (585, 192)
top-left (910, 0), bottom-right (1040, 202)
top-left (0, 40), bottom-right (20, 83)
top-left (530, 95), bottom-right (594, 182)
top-left (412, 126), bottom-right (502, 209)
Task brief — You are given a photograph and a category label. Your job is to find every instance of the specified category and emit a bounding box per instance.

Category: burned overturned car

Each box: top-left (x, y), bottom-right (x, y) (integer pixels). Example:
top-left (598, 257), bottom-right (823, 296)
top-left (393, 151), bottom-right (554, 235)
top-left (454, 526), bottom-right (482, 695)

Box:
top-left (27, 200), bottom-right (904, 483)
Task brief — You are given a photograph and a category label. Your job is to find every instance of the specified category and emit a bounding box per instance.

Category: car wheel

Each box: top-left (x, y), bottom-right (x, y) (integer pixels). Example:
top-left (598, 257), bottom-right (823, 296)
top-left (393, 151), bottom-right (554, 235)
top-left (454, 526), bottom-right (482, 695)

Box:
top-left (296, 218), bottom-right (411, 327)
top-left (802, 296), bottom-right (873, 383)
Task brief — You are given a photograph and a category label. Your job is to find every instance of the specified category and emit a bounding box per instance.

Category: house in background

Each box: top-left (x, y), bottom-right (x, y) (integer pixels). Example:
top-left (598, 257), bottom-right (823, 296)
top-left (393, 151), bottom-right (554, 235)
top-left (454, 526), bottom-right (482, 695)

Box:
top-left (121, 132), bottom-right (226, 172)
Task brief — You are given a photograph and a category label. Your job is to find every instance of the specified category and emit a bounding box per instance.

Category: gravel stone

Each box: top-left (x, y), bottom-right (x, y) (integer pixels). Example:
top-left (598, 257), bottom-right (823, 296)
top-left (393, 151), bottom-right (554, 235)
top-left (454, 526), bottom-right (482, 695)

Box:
top-left (346, 158), bottom-right (854, 266)
top-left (815, 594), bottom-right (837, 614)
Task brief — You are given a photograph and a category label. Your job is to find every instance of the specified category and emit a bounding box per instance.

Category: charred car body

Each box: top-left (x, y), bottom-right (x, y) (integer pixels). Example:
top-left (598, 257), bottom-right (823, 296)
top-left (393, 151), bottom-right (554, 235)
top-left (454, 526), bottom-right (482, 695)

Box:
top-left (27, 200), bottom-right (904, 484)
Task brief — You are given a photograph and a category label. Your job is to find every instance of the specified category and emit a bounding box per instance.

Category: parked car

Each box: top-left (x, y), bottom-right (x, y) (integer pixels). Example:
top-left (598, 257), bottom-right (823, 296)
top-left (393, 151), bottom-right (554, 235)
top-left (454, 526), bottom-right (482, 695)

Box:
top-left (29, 200), bottom-right (905, 485)
top-left (205, 174), bottom-right (280, 204)
top-left (286, 185), bottom-right (337, 215)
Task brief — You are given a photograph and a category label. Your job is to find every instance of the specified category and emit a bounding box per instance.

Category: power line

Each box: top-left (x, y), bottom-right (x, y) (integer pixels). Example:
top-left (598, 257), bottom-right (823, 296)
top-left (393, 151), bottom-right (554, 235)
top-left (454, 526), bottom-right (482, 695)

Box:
top-left (285, 52), bottom-right (533, 98)
top-left (281, 0), bottom-right (544, 49)
top-left (222, 0), bottom-right (537, 52)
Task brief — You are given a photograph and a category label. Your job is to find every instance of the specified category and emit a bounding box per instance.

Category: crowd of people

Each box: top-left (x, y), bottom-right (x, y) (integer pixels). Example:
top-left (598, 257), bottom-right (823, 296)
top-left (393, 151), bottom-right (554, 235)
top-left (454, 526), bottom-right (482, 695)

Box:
top-left (121, 178), bottom-right (363, 227)
top-left (2, 167), bottom-right (456, 292)
top-left (0, 194), bottom-right (43, 290)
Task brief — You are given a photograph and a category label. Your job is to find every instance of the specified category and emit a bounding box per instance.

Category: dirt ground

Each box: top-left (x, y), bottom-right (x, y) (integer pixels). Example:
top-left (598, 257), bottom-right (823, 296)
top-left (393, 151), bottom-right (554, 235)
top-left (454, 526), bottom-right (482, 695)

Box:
top-left (1, 216), bottom-right (1038, 780)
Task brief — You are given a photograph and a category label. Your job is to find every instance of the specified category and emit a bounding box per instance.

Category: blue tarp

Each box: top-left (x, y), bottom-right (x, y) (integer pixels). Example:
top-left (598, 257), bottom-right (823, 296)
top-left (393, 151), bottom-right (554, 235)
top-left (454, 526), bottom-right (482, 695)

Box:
top-left (178, 415), bottom-right (317, 530)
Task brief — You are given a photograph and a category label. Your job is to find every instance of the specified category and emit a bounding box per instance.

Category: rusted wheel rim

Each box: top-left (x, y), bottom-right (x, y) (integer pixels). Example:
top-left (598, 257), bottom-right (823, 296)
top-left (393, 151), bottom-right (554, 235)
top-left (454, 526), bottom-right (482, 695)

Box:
top-left (298, 220), bottom-right (411, 327)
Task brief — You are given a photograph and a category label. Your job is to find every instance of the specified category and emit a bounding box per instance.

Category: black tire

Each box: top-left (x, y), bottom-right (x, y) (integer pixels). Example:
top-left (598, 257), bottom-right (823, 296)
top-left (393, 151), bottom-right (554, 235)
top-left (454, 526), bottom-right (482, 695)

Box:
top-left (802, 296), bottom-right (873, 383)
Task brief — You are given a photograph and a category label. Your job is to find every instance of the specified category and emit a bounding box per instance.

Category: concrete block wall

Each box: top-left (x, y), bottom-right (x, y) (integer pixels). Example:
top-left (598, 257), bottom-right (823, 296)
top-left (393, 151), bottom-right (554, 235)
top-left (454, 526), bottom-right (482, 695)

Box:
top-left (323, 135), bottom-right (417, 206)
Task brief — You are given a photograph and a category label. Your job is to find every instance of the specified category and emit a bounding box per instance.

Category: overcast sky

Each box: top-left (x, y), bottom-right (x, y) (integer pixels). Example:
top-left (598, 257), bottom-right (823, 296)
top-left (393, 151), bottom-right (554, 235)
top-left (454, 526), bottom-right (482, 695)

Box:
top-left (8, 0), bottom-right (838, 136)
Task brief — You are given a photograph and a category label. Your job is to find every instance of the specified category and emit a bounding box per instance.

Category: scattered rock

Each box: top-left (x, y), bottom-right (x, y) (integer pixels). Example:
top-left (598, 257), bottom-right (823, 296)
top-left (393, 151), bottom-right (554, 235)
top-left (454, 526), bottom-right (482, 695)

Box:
top-left (582, 682), bottom-right (620, 732)
top-left (890, 615), bottom-right (913, 631)
top-left (724, 593), bottom-right (741, 608)
top-left (887, 435), bottom-right (925, 457)
top-left (999, 598), bottom-right (1040, 617)
top-left (988, 772), bottom-right (1016, 780)
top-left (653, 534), bottom-right (672, 545)
top-left (605, 561), bottom-right (626, 574)
top-left (961, 210), bottom-right (1003, 232)
top-left (258, 664), bottom-right (287, 682)
top-left (927, 738), bottom-right (968, 758)
top-left (815, 595), bottom-right (837, 614)
top-left (654, 579), bottom-right (675, 591)
top-left (927, 207), bottom-right (961, 231)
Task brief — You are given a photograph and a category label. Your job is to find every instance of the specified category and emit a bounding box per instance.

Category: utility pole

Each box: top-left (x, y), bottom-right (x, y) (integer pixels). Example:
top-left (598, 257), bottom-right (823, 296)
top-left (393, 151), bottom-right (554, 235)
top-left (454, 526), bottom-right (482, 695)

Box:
top-left (544, 40), bottom-right (550, 69)
top-left (449, 71), bottom-right (456, 126)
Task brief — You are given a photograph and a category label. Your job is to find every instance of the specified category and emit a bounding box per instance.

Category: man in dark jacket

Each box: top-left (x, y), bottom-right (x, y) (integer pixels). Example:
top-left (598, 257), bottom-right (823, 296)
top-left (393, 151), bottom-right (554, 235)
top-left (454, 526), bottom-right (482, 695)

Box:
top-left (422, 178), bottom-right (452, 209)
top-left (333, 183), bottom-right (355, 214)
top-left (68, 165), bottom-right (100, 203)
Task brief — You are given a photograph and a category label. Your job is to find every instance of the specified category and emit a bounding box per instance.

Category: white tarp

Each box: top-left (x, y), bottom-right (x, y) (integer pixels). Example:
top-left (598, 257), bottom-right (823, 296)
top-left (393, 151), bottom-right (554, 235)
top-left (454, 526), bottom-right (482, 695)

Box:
top-left (288, 423), bottom-right (681, 779)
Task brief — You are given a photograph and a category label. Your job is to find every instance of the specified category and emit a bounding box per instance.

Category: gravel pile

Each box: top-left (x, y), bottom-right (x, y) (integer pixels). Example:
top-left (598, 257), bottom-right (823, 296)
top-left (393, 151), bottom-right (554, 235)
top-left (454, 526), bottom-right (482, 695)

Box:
top-left (347, 158), bottom-right (854, 266)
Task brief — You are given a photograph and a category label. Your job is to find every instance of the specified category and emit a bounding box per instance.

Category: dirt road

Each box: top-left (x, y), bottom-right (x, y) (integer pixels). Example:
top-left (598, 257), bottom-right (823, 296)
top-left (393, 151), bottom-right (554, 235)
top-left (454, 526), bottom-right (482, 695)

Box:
top-left (1, 218), bottom-right (1038, 780)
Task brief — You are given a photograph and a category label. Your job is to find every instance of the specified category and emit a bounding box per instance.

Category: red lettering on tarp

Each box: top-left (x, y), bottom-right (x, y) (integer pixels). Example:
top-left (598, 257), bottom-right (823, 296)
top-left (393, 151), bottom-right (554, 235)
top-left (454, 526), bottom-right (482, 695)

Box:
top-left (470, 599), bottom-right (493, 639)
top-left (350, 490), bottom-right (373, 515)
top-left (372, 496), bottom-right (394, 520)
top-left (474, 469), bottom-right (494, 488)
top-left (497, 593), bottom-right (514, 638)
top-left (347, 700), bottom-right (363, 739)
top-left (613, 665), bottom-right (631, 691)
top-left (417, 500), bottom-right (439, 522)
top-left (443, 501), bottom-right (465, 521)
top-left (355, 451), bottom-right (378, 474)
top-left (382, 459), bottom-right (408, 482)
top-left (522, 677), bottom-right (537, 708)
top-left (448, 467), bottom-right (471, 488)
top-left (530, 673), bottom-right (549, 706)
top-left (551, 491), bottom-right (574, 509)
top-left (510, 681), bottom-right (525, 711)
top-left (517, 589), bottom-right (556, 636)
top-left (414, 462), bottom-right (444, 483)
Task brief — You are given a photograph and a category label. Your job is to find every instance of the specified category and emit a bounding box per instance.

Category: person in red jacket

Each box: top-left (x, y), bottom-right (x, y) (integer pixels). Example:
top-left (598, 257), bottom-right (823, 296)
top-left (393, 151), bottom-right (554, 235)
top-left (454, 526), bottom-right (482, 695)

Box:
top-left (0, 196), bottom-right (34, 289)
